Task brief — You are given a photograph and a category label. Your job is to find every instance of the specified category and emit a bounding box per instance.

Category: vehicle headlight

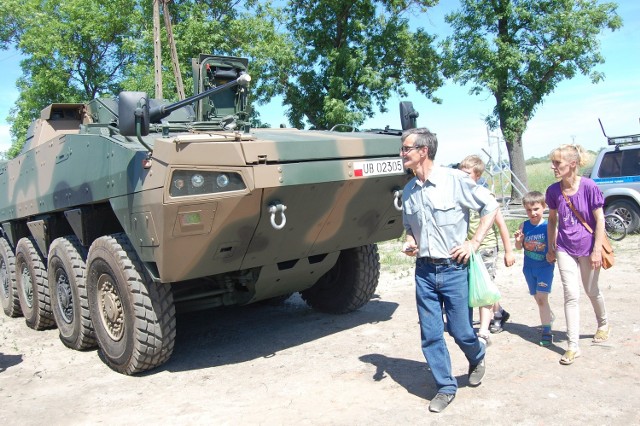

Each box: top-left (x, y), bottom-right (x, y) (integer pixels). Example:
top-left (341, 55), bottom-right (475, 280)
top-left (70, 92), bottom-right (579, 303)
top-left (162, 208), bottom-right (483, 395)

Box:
top-left (216, 174), bottom-right (230, 188)
top-left (174, 178), bottom-right (185, 190)
top-left (170, 170), bottom-right (246, 197)
top-left (191, 174), bottom-right (205, 188)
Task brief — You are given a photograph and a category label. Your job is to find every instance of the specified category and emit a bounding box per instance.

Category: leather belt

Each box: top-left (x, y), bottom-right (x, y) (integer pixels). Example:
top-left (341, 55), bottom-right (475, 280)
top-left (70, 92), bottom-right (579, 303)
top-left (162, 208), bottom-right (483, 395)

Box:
top-left (420, 256), bottom-right (456, 265)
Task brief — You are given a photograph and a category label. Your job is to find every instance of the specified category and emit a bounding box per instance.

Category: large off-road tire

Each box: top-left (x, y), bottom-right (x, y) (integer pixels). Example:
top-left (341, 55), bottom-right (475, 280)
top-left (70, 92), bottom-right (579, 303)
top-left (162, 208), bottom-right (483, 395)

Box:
top-left (15, 237), bottom-right (55, 329)
top-left (87, 234), bottom-right (176, 374)
top-left (1, 237), bottom-right (22, 317)
top-left (48, 236), bottom-right (96, 350)
top-left (606, 200), bottom-right (640, 234)
top-left (301, 244), bottom-right (380, 314)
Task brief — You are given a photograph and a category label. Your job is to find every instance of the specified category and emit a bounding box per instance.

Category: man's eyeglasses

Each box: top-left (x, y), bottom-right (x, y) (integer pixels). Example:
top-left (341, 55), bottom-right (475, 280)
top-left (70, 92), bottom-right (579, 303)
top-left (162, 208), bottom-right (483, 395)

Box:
top-left (400, 145), bottom-right (422, 154)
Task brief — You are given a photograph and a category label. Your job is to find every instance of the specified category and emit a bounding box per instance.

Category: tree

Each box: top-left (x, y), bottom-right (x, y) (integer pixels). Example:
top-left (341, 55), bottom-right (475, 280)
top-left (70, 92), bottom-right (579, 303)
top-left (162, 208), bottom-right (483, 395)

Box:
top-left (0, 0), bottom-right (141, 157)
top-left (120, 0), bottom-right (294, 105)
top-left (441, 0), bottom-right (622, 197)
top-left (1, 0), bottom-right (292, 157)
top-left (275, 0), bottom-right (442, 130)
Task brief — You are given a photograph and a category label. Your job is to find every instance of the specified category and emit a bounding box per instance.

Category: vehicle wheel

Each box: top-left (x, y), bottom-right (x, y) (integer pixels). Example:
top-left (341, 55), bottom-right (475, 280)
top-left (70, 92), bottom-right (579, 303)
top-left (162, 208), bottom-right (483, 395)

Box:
top-left (87, 233), bottom-right (176, 374)
top-left (1, 237), bottom-right (22, 317)
top-left (606, 200), bottom-right (640, 234)
top-left (15, 237), bottom-right (55, 329)
top-left (301, 244), bottom-right (380, 314)
top-left (48, 236), bottom-right (96, 350)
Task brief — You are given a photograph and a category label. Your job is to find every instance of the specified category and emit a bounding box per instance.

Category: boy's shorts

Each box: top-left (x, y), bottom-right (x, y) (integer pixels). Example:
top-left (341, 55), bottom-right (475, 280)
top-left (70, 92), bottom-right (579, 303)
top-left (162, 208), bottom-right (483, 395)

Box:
top-left (523, 264), bottom-right (554, 295)
top-left (478, 247), bottom-right (498, 280)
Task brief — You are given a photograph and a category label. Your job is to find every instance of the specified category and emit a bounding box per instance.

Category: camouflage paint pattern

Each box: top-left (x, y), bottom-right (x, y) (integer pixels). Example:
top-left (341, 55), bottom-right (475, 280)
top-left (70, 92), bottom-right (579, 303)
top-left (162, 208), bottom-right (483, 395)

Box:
top-left (1, 111), bottom-right (409, 300)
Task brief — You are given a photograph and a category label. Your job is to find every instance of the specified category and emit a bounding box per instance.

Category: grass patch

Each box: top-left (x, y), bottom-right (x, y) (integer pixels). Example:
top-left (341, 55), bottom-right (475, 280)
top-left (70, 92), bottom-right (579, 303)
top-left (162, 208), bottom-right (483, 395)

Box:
top-left (378, 237), bottom-right (416, 278)
top-left (485, 156), bottom-right (595, 200)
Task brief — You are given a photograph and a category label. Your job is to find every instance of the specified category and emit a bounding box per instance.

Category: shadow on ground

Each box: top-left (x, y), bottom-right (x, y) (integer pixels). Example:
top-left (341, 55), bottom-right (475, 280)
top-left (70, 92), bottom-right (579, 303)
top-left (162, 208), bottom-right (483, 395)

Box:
top-left (500, 320), bottom-right (597, 355)
top-left (359, 353), bottom-right (433, 399)
top-left (0, 352), bottom-right (23, 372)
top-left (359, 353), bottom-right (489, 400)
top-left (159, 294), bottom-right (399, 374)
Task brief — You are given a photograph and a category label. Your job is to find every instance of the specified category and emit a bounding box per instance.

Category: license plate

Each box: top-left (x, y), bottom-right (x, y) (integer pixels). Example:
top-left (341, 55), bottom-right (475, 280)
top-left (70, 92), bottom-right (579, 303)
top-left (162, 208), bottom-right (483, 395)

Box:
top-left (353, 158), bottom-right (404, 177)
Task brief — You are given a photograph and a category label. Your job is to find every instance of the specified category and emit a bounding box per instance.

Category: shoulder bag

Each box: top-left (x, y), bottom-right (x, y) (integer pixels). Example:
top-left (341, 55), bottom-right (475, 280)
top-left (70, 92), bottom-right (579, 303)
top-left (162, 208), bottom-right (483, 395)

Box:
top-left (561, 191), bottom-right (614, 269)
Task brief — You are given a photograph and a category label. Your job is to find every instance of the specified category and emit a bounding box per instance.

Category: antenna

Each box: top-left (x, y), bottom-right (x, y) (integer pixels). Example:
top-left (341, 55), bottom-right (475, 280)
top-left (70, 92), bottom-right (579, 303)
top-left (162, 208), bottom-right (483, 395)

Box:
top-left (598, 118), bottom-right (640, 146)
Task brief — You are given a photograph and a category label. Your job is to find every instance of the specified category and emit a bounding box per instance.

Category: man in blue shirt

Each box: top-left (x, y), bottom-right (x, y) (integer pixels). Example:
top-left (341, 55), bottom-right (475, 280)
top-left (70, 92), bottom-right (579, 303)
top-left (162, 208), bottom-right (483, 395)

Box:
top-left (400, 128), bottom-right (498, 413)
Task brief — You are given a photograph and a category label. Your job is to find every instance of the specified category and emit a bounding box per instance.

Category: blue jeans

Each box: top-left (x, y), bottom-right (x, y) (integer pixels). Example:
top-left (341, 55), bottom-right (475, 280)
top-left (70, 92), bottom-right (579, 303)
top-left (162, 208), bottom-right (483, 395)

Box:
top-left (415, 257), bottom-right (485, 394)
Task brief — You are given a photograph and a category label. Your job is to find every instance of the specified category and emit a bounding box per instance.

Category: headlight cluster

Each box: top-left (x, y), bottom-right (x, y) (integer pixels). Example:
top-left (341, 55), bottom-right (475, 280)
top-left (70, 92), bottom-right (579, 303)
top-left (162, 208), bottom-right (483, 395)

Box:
top-left (170, 170), bottom-right (246, 197)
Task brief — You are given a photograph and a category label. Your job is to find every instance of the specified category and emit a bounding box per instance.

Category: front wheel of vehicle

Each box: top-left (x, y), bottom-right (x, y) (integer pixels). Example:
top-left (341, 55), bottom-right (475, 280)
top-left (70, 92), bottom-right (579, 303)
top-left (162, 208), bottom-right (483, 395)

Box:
top-left (87, 234), bottom-right (176, 375)
top-left (301, 244), bottom-right (380, 314)
top-left (606, 200), bottom-right (640, 234)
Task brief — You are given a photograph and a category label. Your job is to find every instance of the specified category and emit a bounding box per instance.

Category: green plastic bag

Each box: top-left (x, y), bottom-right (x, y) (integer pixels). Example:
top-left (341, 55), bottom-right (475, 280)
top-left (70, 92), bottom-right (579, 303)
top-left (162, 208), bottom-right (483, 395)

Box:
top-left (468, 251), bottom-right (501, 308)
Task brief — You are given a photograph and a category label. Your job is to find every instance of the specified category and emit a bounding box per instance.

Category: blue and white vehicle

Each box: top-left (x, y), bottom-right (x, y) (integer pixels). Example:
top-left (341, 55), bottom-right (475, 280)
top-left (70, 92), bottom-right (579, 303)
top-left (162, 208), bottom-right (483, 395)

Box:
top-left (589, 121), bottom-right (640, 233)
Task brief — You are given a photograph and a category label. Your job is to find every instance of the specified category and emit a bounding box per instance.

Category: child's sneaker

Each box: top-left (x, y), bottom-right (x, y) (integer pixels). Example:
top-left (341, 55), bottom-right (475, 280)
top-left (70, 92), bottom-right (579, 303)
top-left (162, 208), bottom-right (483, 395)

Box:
top-left (539, 332), bottom-right (553, 347)
top-left (490, 310), bottom-right (510, 333)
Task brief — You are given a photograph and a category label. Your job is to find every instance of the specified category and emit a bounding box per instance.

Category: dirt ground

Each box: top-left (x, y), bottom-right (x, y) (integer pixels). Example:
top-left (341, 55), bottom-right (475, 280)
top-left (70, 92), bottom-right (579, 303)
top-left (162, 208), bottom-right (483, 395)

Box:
top-left (1, 235), bottom-right (639, 425)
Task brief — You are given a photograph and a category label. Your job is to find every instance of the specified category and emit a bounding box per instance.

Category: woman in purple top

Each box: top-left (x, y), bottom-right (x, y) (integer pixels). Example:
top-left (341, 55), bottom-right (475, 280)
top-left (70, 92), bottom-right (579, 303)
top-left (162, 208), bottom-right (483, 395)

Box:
top-left (545, 144), bottom-right (610, 365)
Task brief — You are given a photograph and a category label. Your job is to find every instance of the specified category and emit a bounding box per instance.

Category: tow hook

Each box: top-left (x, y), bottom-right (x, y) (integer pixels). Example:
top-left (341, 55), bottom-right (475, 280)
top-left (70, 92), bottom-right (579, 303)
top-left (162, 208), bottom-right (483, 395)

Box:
top-left (393, 189), bottom-right (403, 211)
top-left (269, 203), bottom-right (287, 230)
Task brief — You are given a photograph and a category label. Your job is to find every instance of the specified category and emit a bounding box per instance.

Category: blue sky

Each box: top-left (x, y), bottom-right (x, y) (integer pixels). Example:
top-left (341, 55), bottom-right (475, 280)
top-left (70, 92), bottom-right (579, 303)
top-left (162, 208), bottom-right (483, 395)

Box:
top-left (1, 1), bottom-right (639, 166)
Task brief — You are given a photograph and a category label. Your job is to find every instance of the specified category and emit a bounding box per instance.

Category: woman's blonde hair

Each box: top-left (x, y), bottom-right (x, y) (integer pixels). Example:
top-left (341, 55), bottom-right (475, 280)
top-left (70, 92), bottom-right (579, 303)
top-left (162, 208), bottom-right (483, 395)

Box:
top-left (549, 144), bottom-right (589, 168)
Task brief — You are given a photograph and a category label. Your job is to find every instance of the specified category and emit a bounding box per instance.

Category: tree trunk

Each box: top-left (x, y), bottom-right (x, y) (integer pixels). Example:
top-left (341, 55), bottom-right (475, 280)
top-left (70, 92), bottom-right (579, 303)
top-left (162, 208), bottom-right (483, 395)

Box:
top-left (504, 132), bottom-right (529, 202)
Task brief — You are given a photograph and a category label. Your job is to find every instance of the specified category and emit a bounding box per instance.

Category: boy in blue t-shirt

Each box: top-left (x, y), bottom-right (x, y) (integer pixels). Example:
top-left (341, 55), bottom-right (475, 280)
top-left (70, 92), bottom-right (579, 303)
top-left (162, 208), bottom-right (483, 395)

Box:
top-left (514, 191), bottom-right (556, 346)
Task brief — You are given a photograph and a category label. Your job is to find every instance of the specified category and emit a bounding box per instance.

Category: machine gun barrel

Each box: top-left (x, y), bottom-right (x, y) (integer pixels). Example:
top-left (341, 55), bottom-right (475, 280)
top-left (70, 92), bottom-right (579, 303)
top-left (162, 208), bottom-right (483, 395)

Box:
top-left (149, 73), bottom-right (251, 123)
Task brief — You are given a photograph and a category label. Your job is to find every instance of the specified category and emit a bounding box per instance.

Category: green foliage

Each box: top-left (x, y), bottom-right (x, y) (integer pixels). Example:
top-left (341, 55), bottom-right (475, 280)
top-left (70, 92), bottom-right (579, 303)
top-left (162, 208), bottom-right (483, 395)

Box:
top-left (441, 0), bottom-right (622, 196)
top-left (6, 0), bottom-right (620, 167)
top-left (1, 0), bottom-right (289, 157)
top-left (249, 110), bottom-right (272, 129)
top-left (1, 0), bottom-right (445, 154)
top-left (119, 1), bottom-right (294, 106)
top-left (1, 0), bottom-right (141, 156)
top-left (278, 0), bottom-right (442, 129)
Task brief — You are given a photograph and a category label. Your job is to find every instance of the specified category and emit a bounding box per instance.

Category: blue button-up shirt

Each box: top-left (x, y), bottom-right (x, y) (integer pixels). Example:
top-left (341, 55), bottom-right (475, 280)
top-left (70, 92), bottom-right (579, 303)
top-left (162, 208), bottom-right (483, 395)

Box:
top-left (402, 165), bottom-right (499, 259)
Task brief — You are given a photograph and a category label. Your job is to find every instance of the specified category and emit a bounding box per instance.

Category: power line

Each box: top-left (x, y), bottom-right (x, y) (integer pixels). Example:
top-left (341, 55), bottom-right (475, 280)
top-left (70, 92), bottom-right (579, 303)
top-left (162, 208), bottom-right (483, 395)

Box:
top-left (0, 51), bottom-right (21, 63)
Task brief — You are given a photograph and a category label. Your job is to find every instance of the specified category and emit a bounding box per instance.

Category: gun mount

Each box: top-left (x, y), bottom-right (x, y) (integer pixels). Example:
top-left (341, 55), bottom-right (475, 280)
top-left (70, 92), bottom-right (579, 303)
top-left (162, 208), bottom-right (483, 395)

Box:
top-left (119, 73), bottom-right (252, 138)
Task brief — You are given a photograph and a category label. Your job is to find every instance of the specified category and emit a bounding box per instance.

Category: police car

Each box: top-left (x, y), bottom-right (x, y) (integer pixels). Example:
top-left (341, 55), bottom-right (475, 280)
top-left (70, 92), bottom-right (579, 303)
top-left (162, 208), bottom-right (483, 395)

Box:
top-left (588, 121), bottom-right (640, 233)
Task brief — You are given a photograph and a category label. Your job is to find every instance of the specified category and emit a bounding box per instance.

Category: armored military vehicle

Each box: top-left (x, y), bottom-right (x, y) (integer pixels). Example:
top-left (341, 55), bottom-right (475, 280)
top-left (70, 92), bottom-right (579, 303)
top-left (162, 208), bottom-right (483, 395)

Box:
top-left (0, 55), bottom-right (413, 374)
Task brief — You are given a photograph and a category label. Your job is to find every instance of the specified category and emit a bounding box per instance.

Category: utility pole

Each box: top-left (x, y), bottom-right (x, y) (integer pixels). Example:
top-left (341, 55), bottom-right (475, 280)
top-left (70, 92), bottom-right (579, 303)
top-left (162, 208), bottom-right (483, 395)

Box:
top-left (162, 0), bottom-right (185, 100)
top-left (153, 0), bottom-right (163, 99)
top-left (152, 0), bottom-right (184, 100)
